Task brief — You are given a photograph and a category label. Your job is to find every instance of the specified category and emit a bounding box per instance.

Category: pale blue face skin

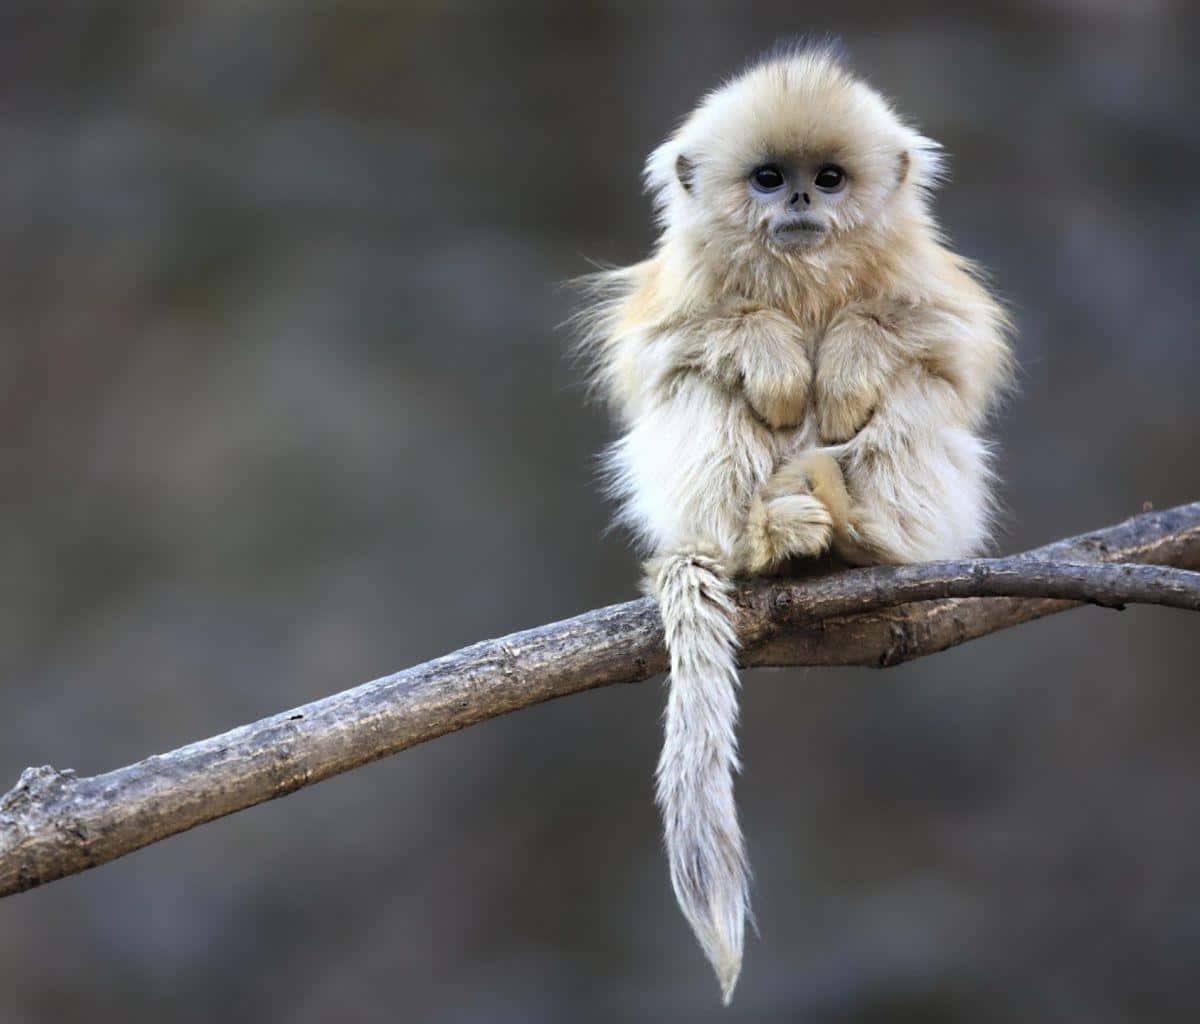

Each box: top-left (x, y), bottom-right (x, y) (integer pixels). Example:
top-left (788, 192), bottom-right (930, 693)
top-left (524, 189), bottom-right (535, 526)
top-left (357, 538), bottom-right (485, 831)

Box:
top-left (746, 158), bottom-right (849, 248)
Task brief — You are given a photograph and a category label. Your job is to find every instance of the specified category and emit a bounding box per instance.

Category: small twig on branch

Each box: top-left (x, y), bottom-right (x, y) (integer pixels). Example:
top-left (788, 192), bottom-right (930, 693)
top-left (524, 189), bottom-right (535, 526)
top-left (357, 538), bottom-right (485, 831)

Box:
top-left (2, 502), bottom-right (1199, 899)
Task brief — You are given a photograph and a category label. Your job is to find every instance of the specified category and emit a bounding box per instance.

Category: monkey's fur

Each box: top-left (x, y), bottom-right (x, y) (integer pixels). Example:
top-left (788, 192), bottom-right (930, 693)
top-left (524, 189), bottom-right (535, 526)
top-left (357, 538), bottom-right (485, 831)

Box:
top-left (575, 43), bottom-right (1012, 1002)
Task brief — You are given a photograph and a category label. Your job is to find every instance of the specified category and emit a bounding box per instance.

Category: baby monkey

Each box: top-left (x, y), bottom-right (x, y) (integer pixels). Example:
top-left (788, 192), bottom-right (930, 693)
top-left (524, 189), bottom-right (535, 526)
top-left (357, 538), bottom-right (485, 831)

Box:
top-left (576, 42), bottom-right (1011, 1002)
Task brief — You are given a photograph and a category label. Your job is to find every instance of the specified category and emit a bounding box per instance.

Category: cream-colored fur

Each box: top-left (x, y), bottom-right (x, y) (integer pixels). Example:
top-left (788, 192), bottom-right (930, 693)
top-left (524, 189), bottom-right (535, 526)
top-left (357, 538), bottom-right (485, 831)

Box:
top-left (575, 42), bottom-right (1012, 1002)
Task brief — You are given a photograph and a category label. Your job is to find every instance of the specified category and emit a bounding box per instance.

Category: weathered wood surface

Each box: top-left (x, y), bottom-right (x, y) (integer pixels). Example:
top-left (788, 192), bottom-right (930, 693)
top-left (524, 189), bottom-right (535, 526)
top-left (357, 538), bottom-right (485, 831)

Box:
top-left (2, 501), bottom-right (1198, 899)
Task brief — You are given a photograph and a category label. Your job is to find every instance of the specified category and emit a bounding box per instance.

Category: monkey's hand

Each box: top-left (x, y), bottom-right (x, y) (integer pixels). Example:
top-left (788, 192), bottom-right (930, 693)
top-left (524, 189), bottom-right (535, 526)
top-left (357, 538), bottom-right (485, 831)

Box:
top-left (689, 308), bottom-right (812, 429)
top-left (815, 307), bottom-right (900, 443)
top-left (736, 309), bottom-right (813, 429)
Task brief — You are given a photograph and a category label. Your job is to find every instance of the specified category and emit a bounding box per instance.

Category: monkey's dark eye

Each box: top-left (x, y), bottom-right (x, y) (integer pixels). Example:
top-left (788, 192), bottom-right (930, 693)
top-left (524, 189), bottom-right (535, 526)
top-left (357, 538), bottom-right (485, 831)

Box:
top-left (751, 165), bottom-right (785, 191)
top-left (814, 165), bottom-right (846, 191)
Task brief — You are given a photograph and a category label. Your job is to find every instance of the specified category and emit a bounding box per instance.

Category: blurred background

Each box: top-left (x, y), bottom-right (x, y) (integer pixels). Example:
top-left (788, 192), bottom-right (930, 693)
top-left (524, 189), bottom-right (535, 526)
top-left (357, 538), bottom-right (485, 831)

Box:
top-left (2, 2), bottom-right (1198, 1021)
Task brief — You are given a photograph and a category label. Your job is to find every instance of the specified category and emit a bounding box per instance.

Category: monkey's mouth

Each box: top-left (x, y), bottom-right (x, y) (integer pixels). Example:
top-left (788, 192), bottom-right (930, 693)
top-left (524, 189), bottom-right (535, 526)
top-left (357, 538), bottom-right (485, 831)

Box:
top-left (773, 216), bottom-right (827, 246)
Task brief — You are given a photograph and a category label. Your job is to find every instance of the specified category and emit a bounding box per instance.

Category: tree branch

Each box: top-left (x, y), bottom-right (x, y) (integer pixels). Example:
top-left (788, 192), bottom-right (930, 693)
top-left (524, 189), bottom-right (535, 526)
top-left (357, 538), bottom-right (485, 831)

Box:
top-left (3, 502), bottom-right (1199, 899)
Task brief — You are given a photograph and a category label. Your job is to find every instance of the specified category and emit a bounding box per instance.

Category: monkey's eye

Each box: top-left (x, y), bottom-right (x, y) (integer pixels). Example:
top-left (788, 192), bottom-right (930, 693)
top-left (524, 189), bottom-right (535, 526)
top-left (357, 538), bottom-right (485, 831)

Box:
top-left (814, 164), bottom-right (846, 191)
top-left (750, 165), bottom-right (785, 191)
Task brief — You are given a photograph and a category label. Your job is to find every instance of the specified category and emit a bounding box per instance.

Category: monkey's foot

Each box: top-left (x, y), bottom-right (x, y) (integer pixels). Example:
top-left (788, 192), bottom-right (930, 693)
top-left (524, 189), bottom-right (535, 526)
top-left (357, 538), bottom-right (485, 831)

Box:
top-left (739, 493), bottom-right (832, 574)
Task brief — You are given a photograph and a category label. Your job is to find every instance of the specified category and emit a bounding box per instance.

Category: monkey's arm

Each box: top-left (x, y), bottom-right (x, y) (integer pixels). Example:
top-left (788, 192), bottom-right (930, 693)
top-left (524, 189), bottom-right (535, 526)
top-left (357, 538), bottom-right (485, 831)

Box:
top-left (815, 301), bottom-right (967, 444)
top-left (678, 308), bottom-right (814, 430)
top-left (609, 371), bottom-right (776, 560)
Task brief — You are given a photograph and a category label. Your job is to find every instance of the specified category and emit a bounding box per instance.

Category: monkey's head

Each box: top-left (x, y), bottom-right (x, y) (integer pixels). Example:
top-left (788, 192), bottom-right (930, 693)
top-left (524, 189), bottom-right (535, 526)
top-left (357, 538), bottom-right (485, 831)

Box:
top-left (646, 43), bottom-right (943, 275)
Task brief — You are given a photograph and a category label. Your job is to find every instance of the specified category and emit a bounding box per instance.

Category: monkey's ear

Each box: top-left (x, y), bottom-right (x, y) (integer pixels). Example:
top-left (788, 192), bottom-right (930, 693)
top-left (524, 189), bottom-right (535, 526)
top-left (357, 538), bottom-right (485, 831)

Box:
top-left (896, 150), bottom-right (911, 186)
top-left (675, 154), bottom-right (696, 193)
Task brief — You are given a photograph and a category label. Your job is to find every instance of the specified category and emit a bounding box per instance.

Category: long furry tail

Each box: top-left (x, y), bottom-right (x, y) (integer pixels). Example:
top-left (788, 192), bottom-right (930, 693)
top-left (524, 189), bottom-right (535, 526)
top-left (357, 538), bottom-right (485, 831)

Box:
top-left (649, 549), bottom-right (750, 1004)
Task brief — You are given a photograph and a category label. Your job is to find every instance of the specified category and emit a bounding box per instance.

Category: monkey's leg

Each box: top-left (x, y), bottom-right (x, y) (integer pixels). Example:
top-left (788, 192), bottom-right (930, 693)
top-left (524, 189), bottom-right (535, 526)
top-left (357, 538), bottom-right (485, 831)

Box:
top-left (835, 365), bottom-right (993, 563)
top-left (612, 369), bottom-right (781, 560)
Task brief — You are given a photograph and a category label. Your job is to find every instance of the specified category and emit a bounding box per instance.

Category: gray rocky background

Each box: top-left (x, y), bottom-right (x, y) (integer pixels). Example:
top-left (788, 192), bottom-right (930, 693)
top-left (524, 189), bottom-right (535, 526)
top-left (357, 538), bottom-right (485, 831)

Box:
top-left (1, 2), bottom-right (1198, 1021)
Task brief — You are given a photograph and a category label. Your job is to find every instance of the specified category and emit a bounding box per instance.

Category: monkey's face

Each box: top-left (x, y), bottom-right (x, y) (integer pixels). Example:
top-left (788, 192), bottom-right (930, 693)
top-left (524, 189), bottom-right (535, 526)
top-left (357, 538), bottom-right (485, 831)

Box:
top-left (646, 51), bottom-right (942, 274)
top-left (671, 134), bottom-right (903, 266)
top-left (696, 133), bottom-right (905, 266)
top-left (744, 157), bottom-right (849, 251)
